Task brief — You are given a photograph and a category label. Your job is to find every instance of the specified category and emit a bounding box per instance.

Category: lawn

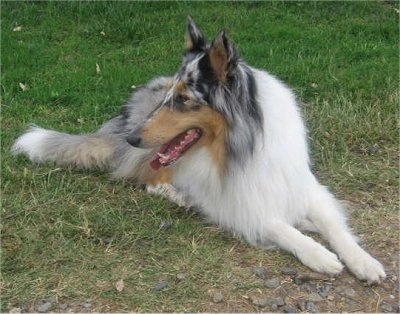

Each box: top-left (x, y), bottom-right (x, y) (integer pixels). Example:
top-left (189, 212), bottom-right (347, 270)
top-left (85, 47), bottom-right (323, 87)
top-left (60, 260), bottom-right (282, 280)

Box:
top-left (1, 1), bottom-right (398, 312)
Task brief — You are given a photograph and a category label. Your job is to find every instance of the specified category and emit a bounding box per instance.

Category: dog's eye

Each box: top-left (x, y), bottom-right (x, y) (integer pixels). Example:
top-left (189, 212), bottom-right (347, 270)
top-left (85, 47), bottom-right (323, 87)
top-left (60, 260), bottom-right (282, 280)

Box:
top-left (175, 94), bottom-right (189, 104)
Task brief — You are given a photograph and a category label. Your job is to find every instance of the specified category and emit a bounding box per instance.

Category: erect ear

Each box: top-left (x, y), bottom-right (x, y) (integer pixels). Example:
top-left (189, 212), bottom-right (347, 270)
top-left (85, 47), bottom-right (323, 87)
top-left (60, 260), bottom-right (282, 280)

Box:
top-left (208, 30), bottom-right (239, 82)
top-left (185, 16), bottom-right (206, 51)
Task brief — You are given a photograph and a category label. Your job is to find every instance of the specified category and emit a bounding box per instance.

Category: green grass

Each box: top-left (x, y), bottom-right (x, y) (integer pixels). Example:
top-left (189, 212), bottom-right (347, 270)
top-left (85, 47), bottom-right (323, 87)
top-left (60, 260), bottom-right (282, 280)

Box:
top-left (1, 2), bottom-right (398, 312)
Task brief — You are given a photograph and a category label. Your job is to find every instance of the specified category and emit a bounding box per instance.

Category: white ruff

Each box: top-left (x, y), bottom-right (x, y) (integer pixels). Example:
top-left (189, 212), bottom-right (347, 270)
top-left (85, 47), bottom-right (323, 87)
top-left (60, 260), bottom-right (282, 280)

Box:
top-left (172, 68), bottom-right (386, 282)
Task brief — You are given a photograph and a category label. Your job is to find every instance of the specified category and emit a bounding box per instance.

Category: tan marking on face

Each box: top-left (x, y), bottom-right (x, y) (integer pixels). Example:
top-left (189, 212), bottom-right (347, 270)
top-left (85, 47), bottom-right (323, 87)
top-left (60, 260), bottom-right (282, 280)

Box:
top-left (165, 80), bottom-right (174, 91)
top-left (141, 104), bottom-right (227, 174)
top-left (175, 81), bottom-right (187, 94)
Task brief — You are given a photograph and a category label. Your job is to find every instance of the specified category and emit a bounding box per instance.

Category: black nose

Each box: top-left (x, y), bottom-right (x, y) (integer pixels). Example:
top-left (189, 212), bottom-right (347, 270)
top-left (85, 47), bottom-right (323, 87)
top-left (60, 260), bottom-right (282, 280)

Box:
top-left (127, 129), bottom-right (142, 147)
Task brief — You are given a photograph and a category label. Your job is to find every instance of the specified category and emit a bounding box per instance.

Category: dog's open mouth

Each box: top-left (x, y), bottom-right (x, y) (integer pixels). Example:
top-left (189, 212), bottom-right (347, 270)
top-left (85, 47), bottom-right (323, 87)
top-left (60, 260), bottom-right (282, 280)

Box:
top-left (149, 128), bottom-right (202, 170)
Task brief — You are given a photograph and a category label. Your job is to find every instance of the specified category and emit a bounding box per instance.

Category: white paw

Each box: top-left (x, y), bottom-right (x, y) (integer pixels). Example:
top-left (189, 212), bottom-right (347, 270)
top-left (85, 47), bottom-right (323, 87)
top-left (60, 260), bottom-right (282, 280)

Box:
top-left (146, 184), bottom-right (187, 207)
top-left (344, 250), bottom-right (386, 283)
top-left (297, 244), bottom-right (344, 275)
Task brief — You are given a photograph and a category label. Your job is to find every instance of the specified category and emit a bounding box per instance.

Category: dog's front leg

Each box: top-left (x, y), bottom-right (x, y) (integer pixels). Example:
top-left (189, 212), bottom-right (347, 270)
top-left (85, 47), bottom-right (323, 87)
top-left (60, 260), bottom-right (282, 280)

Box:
top-left (146, 184), bottom-right (188, 208)
top-left (262, 220), bottom-right (344, 276)
top-left (306, 184), bottom-right (386, 283)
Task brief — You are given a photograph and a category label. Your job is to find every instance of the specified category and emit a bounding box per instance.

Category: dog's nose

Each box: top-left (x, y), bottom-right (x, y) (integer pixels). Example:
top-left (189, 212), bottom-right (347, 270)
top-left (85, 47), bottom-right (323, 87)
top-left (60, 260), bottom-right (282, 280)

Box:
top-left (127, 129), bottom-right (142, 147)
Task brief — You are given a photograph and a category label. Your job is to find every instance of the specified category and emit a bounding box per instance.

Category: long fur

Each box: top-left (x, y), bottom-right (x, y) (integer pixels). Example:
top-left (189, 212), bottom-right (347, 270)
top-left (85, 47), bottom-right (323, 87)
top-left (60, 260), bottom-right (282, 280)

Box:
top-left (12, 18), bottom-right (385, 283)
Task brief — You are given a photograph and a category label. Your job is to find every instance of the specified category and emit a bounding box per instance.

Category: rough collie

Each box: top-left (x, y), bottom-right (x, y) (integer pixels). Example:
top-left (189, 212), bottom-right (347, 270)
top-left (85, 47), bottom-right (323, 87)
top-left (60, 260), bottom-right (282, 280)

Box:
top-left (12, 18), bottom-right (385, 283)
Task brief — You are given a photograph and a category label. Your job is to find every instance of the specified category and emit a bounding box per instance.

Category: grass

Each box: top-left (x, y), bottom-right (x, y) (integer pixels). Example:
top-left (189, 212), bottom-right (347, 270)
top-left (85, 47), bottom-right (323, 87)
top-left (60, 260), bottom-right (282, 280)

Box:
top-left (1, 1), bottom-right (398, 312)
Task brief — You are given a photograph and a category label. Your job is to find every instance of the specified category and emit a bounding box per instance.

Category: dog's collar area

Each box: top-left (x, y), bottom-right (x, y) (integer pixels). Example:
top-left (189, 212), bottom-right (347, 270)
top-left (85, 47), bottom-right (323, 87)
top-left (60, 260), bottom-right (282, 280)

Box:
top-left (149, 128), bottom-right (202, 170)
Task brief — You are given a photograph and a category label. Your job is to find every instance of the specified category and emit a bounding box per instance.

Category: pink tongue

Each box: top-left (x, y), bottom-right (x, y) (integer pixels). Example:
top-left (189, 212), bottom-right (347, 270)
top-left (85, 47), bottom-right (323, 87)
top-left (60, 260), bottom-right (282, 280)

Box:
top-left (149, 142), bottom-right (170, 170)
top-left (150, 158), bottom-right (162, 171)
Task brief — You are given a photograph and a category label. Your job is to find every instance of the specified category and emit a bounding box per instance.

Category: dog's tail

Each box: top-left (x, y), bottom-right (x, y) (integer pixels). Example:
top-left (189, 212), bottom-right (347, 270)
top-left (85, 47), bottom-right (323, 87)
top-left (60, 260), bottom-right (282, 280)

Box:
top-left (12, 125), bottom-right (121, 169)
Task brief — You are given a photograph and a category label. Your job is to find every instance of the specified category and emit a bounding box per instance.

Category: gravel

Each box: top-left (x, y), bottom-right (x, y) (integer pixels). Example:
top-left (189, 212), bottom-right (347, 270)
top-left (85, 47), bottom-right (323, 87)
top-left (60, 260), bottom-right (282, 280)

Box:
top-left (5, 261), bottom-right (399, 313)
top-left (281, 267), bottom-right (297, 276)
top-left (176, 273), bottom-right (186, 281)
top-left (37, 301), bottom-right (52, 313)
top-left (305, 301), bottom-right (318, 313)
top-left (265, 277), bottom-right (280, 289)
top-left (253, 266), bottom-right (267, 279)
top-left (212, 291), bottom-right (224, 304)
top-left (380, 302), bottom-right (393, 313)
top-left (154, 280), bottom-right (168, 291)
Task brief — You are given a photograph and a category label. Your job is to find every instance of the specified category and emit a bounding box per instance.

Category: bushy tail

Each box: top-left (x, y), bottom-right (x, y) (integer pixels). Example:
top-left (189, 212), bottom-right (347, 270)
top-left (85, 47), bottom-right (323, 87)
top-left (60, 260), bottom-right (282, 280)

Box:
top-left (12, 126), bottom-right (120, 169)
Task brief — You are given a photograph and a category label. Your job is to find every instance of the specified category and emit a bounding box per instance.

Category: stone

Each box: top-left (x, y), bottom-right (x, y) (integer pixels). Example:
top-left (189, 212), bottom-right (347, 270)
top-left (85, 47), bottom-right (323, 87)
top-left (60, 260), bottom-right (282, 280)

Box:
top-left (154, 280), bottom-right (168, 291)
top-left (308, 292), bottom-right (324, 302)
top-left (176, 273), bottom-right (186, 281)
top-left (159, 220), bottom-right (172, 231)
top-left (82, 302), bottom-right (92, 309)
top-left (343, 287), bottom-right (357, 298)
top-left (271, 297), bottom-right (285, 306)
top-left (59, 304), bottom-right (68, 310)
top-left (305, 301), bottom-right (318, 313)
top-left (283, 306), bottom-right (298, 313)
top-left (212, 291), bottom-right (224, 304)
top-left (380, 302), bottom-right (393, 313)
top-left (281, 267), bottom-right (297, 276)
top-left (317, 284), bottom-right (332, 299)
top-left (37, 301), bottom-right (52, 313)
top-left (265, 277), bottom-right (280, 289)
top-left (251, 297), bottom-right (269, 308)
top-left (253, 266), bottom-right (267, 279)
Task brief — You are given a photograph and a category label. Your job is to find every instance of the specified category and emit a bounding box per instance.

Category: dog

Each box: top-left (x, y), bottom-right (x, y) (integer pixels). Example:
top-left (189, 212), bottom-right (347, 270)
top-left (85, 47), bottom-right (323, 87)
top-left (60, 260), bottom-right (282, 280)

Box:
top-left (12, 18), bottom-right (385, 283)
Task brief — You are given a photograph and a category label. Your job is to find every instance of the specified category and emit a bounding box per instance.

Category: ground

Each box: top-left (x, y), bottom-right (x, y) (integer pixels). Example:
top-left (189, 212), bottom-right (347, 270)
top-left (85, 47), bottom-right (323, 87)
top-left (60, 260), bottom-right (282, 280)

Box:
top-left (1, 1), bottom-right (398, 313)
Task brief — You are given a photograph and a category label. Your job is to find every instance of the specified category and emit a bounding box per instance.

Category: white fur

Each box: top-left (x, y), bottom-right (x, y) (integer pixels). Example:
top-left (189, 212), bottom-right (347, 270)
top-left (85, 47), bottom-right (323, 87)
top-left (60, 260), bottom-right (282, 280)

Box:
top-left (173, 69), bottom-right (386, 282)
top-left (11, 127), bottom-right (55, 162)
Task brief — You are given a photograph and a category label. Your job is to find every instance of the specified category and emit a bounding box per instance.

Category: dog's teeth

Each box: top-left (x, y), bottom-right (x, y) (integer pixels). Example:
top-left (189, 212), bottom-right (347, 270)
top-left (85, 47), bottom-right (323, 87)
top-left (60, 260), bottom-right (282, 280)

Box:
top-left (157, 153), bottom-right (170, 163)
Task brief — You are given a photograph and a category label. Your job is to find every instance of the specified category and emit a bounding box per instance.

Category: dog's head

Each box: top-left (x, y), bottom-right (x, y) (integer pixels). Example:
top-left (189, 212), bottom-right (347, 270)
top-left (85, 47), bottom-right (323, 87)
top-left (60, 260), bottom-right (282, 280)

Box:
top-left (128, 18), bottom-right (262, 171)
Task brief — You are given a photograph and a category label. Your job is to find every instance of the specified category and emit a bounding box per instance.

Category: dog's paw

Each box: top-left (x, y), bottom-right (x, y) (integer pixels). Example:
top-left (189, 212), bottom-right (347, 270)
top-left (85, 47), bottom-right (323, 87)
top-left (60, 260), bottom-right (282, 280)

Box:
top-left (146, 184), bottom-right (187, 207)
top-left (345, 251), bottom-right (386, 284)
top-left (297, 245), bottom-right (344, 275)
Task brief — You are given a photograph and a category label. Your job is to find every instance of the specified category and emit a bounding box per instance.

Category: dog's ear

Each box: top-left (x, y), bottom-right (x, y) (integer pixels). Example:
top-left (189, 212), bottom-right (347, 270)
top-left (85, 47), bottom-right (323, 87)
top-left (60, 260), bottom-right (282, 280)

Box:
top-left (209, 30), bottom-right (239, 82)
top-left (186, 16), bottom-right (206, 51)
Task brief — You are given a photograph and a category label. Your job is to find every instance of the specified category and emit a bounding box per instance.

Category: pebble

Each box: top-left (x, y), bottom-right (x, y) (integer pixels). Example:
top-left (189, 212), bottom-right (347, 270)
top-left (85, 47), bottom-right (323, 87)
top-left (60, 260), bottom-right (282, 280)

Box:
top-left (281, 267), bottom-right (297, 276)
top-left (154, 280), bottom-right (168, 291)
top-left (37, 301), bottom-right (52, 313)
top-left (100, 236), bottom-right (112, 245)
top-left (212, 291), bottom-right (224, 303)
top-left (317, 284), bottom-right (332, 299)
top-left (271, 297), bottom-right (285, 307)
top-left (306, 301), bottom-right (318, 313)
top-left (343, 287), bottom-right (357, 298)
top-left (308, 292), bottom-right (324, 302)
top-left (176, 273), bottom-right (186, 281)
top-left (366, 144), bottom-right (379, 155)
top-left (251, 297), bottom-right (269, 308)
top-left (82, 302), bottom-right (92, 309)
top-left (159, 220), bottom-right (172, 231)
top-left (59, 304), bottom-right (68, 310)
top-left (265, 277), bottom-right (280, 289)
top-left (253, 266), bottom-right (267, 279)
top-left (271, 303), bottom-right (278, 311)
top-left (283, 306), bottom-right (298, 313)
top-left (380, 302), bottom-right (393, 313)
top-left (251, 297), bottom-right (285, 308)
top-left (301, 282), bottom-right (317, 293)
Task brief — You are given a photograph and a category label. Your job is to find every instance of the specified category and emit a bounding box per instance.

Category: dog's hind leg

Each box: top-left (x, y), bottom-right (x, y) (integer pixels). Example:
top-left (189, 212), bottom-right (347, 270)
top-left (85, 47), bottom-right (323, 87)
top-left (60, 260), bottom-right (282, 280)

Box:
top-left (306, 182), bottom-right (386, 283)
top-left (262, 220), bottom-right (344, 275)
